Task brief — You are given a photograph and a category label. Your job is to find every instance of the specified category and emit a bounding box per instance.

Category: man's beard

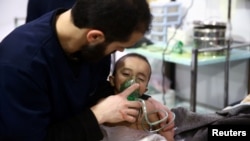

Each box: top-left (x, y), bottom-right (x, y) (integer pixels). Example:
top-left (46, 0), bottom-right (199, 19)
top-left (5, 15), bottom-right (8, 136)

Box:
top-left (71, 42), bottom-right (110, 63)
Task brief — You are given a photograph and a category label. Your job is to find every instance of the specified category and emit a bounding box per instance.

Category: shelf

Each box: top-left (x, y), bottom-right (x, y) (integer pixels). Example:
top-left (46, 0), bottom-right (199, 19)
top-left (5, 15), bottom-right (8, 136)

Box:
top-left (125, 43), bottom-right (250, 66)
top-left (125, 42), bottom-right (250, 112)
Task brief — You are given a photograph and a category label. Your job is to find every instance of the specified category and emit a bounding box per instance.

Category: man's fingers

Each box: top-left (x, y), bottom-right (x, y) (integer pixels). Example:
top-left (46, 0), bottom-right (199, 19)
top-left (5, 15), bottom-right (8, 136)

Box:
top-left (122, 108), bottom-right (140, 123)
top-left (162, 121), bottom-right (175, 132)
top-left (161, 112), bottom-right (175, 132)
top-left (120, 83), bottom-right (139, 97)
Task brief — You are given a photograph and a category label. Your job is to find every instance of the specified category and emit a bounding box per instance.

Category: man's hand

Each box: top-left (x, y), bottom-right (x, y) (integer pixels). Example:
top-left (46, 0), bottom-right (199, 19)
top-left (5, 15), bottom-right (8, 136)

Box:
top-left (147, 97), bottom-right (175, 132)
top-left (91, 83), bottom-right (142, 124)
top-left (159, 128), bottom-right (175, 141)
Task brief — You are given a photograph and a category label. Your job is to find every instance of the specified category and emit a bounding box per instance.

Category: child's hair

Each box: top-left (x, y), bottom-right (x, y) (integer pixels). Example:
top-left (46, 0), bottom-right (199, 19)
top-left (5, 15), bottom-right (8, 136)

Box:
top-left (112, 53), bottom-right (151, 77)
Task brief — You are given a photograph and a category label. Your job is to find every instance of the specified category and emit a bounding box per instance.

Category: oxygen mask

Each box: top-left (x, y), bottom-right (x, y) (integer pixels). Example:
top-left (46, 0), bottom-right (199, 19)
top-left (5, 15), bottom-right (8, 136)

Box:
top-left (119, 78), bottom-right (140, 101)
top-left (119, 78), bottom-right (175, 133)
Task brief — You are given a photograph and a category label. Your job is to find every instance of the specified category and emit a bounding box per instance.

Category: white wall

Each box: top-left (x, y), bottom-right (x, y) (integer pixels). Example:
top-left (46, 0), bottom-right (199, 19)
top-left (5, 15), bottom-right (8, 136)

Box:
top-left (0, 0), bottom-right (28, 41)
top-left (178, 0), bottom-right (250, 42)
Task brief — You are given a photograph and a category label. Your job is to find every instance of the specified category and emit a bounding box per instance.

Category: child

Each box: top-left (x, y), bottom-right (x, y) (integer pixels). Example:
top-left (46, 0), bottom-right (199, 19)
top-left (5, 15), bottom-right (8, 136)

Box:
top-left (100, 53), bottom-right (175, 141)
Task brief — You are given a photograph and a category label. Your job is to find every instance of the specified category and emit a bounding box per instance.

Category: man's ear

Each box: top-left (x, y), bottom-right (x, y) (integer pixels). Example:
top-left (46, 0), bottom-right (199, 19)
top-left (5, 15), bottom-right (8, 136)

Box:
top-left (108, 75), bottom-right (115, 87)
top-left (86, 30), bottom-right (105, 44)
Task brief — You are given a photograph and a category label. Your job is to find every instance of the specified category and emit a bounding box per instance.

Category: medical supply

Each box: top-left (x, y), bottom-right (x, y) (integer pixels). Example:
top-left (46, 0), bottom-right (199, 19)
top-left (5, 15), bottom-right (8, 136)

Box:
top-left (147, 1), bottom-right (182, 46)
top-left (119, 78), bottom-right (175, 133)
top-left (120, 78), bottom-right (140, 101)
top-left (139, 99), bottom-right (175, 133)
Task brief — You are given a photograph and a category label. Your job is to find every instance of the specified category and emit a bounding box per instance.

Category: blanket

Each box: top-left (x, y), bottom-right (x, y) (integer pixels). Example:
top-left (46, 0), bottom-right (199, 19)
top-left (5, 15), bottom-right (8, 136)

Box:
top-left (172, 103), bottom-right (250, 141)
top-left (100, 125), bottom-right (167, 141)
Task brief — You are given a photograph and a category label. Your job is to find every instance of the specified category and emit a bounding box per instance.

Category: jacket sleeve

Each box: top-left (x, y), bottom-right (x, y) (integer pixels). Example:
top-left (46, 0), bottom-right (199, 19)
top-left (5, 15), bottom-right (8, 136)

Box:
top-left (46, 109), bottom-right (103, 141)
top-left (0, 65), bottom-right (104, 141)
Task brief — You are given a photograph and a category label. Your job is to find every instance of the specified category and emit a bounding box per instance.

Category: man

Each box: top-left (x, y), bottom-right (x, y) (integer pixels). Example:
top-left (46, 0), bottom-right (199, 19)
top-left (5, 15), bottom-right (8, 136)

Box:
top-left (0, 0), bottom-right (174, 141)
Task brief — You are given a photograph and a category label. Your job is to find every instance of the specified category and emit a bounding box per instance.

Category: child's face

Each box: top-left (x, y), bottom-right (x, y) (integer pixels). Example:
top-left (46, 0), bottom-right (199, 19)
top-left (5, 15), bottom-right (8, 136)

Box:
top-left (110, 56), bottom-right (151, 95)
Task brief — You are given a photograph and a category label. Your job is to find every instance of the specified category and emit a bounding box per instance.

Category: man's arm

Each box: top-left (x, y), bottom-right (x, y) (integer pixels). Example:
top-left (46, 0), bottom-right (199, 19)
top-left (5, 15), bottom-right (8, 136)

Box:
top-left (0, 65), bottom-right (104, 141)
top-left (46, 109), bottom-right (103, 141)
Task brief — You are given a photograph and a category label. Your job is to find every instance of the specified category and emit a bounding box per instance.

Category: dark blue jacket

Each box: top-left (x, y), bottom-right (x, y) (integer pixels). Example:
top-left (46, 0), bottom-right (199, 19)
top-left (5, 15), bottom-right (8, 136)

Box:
top-left (0, 9), bottom-right (111, 141)
top-left (26, 0), bottom-right (75, 23)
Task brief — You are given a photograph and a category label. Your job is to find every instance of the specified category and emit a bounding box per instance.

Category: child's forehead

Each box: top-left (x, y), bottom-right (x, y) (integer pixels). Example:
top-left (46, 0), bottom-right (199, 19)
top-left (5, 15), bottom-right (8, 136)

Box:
top-left (123, 56), bottom-right (144, 61)
top-left (121, 57), bottom-right (148, 66)
top-left (119, 57), bottom-right (150, 71)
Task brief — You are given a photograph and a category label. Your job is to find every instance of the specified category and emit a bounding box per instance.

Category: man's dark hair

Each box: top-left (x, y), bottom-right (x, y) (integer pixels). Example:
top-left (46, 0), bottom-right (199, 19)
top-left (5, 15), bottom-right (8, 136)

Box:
top-left (71, 0), bottom-right (152, 42)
